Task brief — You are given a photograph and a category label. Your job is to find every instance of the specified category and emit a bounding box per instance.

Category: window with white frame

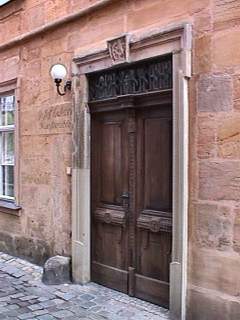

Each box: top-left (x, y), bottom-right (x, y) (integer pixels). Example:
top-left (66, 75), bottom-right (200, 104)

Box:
top-left (0, 0), bottom-right (12, 6)
top-left (0, 94), bottom-right (15, 200)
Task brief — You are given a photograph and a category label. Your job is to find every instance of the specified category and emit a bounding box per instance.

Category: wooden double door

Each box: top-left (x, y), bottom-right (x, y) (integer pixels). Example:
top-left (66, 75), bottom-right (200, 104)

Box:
top-left (91, 92), bottom-right (172, 308)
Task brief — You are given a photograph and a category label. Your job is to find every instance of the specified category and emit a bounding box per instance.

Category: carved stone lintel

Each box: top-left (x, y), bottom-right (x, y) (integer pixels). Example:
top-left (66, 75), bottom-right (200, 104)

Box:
top-left (88, 56), bottom-right (172, 101)
top-left (94, 207), bottom-right (126, 226)
top-left (137, 214), bottom-right (172, 233)
top-left (107, 35), bottom-right (129, 65)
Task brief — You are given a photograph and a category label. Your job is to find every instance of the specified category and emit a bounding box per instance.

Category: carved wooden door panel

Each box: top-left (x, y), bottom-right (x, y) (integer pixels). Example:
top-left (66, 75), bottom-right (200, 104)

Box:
top-left (91, 110), bottom-right (129, 293)
top-left (135, 103), bottom-right (172, 308)
top-left (91, 94), bottom-right (172, 308)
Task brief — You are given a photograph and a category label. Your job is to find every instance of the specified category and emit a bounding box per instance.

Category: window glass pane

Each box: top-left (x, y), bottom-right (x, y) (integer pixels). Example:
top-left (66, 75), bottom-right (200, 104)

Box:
top-left (1, 132), bottom-right (14, 165)
top-left (0, 95), bottom-right (15, 126)
top-left (2, 165), bottom-right (14, 198)
top-left (0, 93), bottom-right (15, 199)
top-left (0, 0), bottom-right (12, 6)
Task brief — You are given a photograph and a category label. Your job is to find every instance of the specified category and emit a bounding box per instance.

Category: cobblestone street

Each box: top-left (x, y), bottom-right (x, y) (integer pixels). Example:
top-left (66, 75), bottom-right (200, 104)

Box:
top-left (0, 252), bottom-right (170, 320)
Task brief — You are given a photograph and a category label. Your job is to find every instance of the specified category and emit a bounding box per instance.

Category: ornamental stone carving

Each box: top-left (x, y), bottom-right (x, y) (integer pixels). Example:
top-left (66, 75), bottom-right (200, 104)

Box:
top-left (88, 56), bottom-right (172, 101)
top-left (107, 35), bottom-right (129, 64)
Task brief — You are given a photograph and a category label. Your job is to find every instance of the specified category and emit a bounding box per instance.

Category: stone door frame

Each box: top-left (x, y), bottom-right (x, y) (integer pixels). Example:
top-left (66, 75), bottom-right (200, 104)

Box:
top-left (71, 23), bottom-right (192, 320)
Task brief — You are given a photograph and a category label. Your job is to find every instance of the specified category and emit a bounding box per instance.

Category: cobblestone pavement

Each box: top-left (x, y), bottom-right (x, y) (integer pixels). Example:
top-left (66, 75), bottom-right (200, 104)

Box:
top-left (0, 252), bottom-right (170, 320)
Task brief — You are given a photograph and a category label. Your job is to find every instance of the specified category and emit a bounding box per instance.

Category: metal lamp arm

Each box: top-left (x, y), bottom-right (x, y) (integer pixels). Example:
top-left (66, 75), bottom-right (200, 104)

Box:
top-left (54, 79), bottom-right (71, 96)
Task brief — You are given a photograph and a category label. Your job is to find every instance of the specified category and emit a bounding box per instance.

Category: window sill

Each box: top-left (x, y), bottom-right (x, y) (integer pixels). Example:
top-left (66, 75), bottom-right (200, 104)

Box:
top-left (0, 0), bottom-right (24, 21)
top-left (0, 200), bottom-right (21, 216)
top-left (0, 0), bottom-right (12, 6)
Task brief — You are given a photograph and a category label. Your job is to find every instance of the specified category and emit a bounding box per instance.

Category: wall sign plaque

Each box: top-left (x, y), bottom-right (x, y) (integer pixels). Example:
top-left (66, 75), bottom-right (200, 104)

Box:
top-left (88, 55), bottom-right (172, 101)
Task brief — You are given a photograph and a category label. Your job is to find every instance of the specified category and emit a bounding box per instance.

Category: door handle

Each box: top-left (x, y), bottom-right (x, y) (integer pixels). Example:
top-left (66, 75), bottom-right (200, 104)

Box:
top-left (120, 192), bottom-right (129, 208)
top-left (120, 191), bottom-right (129, 199)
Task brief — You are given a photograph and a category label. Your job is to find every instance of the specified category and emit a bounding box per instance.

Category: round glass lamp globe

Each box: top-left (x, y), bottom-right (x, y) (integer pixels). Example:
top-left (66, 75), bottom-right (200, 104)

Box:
top-left (50, 64), bottom-right (67, 80)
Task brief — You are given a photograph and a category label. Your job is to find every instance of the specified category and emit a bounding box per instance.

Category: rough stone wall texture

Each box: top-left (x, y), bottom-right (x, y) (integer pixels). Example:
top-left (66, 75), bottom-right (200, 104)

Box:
top-left (0, 0), bottom-right (240, 319)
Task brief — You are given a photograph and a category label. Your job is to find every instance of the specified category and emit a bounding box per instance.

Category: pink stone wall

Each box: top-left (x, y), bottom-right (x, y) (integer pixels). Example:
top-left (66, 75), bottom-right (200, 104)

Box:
top-left (0, 0), bottom-right (240, 318)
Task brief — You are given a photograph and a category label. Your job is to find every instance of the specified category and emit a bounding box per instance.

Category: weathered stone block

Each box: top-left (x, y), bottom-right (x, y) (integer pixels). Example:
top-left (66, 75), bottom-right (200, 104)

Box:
top-left (212, 30), bottom-right (240, 68)
top-left (0, 232), bottom-right (51, 265)
top-left (199, 161), bottom-right (240, 200)
top-left (42, 256), bottom-right (71, 285)
top-left (197, 114), bottom-right (216, 158)
top-left (230, 300), bottom-right (240, 320)
top-left (234, 99), bottom-right (240, 111)
top-left (193, 9), bottom-right (212, 35)
top-left (194, 36), bottom-right (212, 74)
top-left (44, 0), bottom-right (69, 23)
top-left (128, 0), bottom-right (210, 30)
top-left (187, 285), bottom-right (231, 320)
top-left (197, 74), bottom-right (232, 112)
top-left (233, 208), bottom-right (240, 254)
top-left (217, 114), bottom-right (240, 158)
top-left (213, 0), bottom-right (240, 30)
top-left (2, 15), bottom-right (21, 43)
top-left (24, 4), bottom-right (45, 31)
top-left (233, 74), bottom-right (240, 101)
top-left (0, 55), bottom-right (20, 83)
top-left (194, 203), bottom-right (233, 250)
top-left (189, 248), bottom-right (240, 296)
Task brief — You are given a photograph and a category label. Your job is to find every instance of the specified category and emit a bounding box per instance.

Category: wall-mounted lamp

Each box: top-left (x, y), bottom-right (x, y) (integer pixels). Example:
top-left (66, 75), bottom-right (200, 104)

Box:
top-left (50, 64), bottom-right (71, 96)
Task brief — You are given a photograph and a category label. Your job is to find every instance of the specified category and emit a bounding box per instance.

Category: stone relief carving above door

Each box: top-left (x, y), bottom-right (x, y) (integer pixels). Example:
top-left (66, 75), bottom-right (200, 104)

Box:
top-left (107, 35), bottom-right (130, 64)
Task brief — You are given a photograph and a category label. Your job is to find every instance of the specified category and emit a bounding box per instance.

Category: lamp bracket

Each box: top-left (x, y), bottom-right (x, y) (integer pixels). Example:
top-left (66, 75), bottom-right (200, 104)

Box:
top-left (54, 79), bottom-right (72, 96)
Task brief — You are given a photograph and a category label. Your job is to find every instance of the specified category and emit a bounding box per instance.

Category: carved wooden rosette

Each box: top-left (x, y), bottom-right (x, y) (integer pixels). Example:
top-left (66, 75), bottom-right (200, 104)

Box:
top-left (94, 207), bottom-right (126, 245)
top-left (94, 208), bottom-right (126, 226)
top-left (137, 215), bottom-right (172, 233)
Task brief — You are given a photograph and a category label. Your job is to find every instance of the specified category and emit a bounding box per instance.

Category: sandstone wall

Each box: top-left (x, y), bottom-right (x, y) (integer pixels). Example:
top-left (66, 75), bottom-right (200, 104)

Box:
top-left (0, 0), bottom-right (240, 318)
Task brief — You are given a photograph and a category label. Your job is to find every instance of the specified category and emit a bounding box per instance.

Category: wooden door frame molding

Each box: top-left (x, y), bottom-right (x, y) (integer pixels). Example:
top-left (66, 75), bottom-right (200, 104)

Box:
top-left (71, 22), bottom-right (192, 320)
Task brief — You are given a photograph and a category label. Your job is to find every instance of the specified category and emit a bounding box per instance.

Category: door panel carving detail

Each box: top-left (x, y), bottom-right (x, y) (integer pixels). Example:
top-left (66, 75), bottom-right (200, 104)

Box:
top-left (137, 214), bottom-right (172, 233)
top-left (94, 208), bottom-right (126, 226)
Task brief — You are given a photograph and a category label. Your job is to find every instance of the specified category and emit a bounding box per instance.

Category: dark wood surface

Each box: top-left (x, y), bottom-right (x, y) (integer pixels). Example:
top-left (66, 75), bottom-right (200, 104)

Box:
top-left (90, 92), bottom-right (172, 308)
